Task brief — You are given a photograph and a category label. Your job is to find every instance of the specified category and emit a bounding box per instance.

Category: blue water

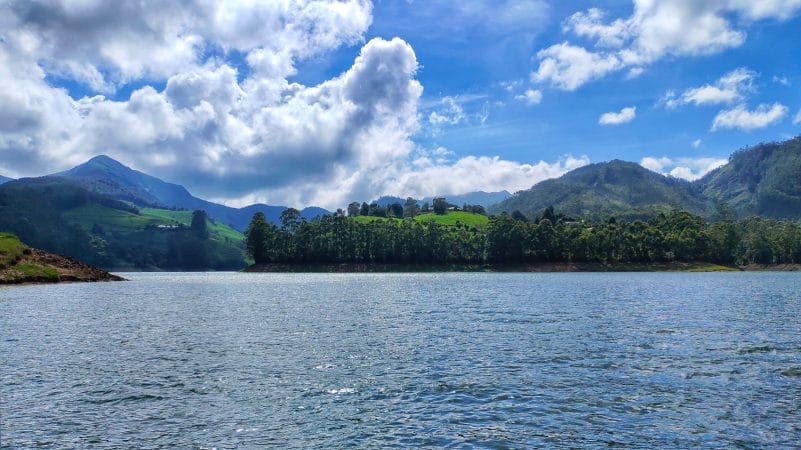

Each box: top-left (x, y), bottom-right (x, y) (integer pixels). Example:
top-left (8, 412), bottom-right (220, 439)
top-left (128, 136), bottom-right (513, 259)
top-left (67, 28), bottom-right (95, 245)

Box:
top-left (1, 272), bottom-right (800, 448)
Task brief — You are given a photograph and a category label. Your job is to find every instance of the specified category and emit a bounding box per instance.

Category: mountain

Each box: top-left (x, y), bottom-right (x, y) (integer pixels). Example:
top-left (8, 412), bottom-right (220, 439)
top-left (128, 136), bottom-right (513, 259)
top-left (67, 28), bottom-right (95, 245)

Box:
top-left (490, 160), bottom-right (708, 220)
top-left (372, 191), bottom-right (512, 209)
top-left (55, 155), bottom-right (194, 208)
top-left (0, 175), bottom-right (12, 185)
top-left (698, 137), bottom-right (801, 219)
top-left (0, 177), bottom-right (248, 270)
top-left (52, 155), bottom-right (329, 230)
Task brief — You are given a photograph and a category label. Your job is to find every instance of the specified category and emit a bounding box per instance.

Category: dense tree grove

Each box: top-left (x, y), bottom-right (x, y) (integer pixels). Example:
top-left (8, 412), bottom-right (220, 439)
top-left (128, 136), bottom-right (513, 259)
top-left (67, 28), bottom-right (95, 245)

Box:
top-left (245, 208), bottom-right (801, 266)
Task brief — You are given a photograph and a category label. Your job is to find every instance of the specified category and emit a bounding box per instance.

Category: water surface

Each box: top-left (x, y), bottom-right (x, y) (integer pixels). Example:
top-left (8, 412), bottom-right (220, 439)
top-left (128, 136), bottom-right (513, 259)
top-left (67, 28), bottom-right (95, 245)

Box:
top-left (2, 273), bottom-right (800, 447)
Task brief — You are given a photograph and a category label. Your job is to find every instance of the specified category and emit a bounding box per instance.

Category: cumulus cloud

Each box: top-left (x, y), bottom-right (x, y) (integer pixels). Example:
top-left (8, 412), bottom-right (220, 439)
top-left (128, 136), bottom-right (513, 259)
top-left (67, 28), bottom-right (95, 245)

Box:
top-left (532, 43), bottom-right (621, 91)
top-left (640, 156), bottom-right (727, 180)
top-left (533, 1), bottom-right (801, 91)
top-left (794, 109), bottom-right (801, 125)
top-left (3, 0), bottom-right (372, 91)
top-left (599, 106), bottom-right (636, 125)
top-left (662, 68), bottom-right (756, 109)
top-left (385, 155), bottom-right (590, 198)
top-left (712, 103), bottom-right (788, 130)
top-left (0, 1), bottom-right (587, 210)
top-left (515, 89), bottom-right (543, 105)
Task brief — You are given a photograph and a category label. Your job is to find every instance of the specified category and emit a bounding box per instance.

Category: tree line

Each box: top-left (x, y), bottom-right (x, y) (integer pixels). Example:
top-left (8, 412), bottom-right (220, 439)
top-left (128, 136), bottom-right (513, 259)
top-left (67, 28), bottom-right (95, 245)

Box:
top-left (245, 207), bottom-right (801, 266)
top-left (345, 197), bottom-right (486, 218)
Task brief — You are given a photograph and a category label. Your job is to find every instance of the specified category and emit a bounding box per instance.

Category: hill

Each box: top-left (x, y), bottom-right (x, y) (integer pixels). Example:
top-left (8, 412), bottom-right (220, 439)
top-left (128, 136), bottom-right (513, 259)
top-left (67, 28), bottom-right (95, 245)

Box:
top-left (352, 211), bottom-right (489, 228)
top-left (698, 136), bottom-right (801, 219)
top-left (0, 232), bottom-right (123, 284)
top-left (52, 155), bottom-right (328, 230)
top-left (0, 175), bottom-right (12, 185)
top-left (490, 160), bottom-right (708, 220)
top-left (0, 178), bottom-right (247, 270)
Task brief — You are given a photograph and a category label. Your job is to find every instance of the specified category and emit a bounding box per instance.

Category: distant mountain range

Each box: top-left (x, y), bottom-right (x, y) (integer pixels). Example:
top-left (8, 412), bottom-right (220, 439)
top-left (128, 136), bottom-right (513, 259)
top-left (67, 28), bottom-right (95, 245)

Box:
top-left (51, 155), bottom-right (328, 230)
top-left (0, 175), bottom-right (12, 185)
top-left (0, 136), bottom-right (799, 270)
top-left (372, 190), bottom-right (512, 209)
top-left (491, 136), bottom-right (801, 220)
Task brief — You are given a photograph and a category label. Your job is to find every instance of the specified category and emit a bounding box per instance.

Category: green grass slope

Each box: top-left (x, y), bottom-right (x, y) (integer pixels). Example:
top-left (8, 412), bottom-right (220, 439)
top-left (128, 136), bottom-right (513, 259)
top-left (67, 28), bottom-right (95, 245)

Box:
top-left (0, 178), bottom-right (246, 270)
top-left (415, 211), bottom-right (489, 228)
top-left (352, 211), bottom-right (489, 228)
top-left (141, 208), bottom-right (244, 241)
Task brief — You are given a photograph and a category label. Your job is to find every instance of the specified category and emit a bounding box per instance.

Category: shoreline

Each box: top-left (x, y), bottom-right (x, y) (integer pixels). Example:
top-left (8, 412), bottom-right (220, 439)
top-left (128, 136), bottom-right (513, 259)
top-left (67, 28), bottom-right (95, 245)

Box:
top-left (0, 248), bottom-right (126, 285)
top-left (242, 262), bottom-right (801, 273)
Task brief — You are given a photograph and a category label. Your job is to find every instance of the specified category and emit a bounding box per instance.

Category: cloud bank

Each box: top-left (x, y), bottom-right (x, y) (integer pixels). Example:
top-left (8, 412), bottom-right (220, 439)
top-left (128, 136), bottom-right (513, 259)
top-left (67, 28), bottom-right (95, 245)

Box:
top-left (640, 156), bottom-right (727, 181)
top-left (0, 0), bottom-right (576, 209)
top-left (532, 1), bottom-right (801, 91)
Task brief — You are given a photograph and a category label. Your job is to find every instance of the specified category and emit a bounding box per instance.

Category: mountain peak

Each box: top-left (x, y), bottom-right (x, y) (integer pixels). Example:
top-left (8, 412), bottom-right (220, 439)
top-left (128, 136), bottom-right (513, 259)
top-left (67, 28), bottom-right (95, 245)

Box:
top-left (86, 154), bottom-right (125, 166)
top-left (58, 154), bottom-right (132, 178)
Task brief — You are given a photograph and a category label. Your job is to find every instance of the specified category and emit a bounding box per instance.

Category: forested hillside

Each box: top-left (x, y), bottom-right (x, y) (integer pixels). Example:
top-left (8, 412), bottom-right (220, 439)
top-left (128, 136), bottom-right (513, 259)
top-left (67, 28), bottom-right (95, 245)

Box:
top-left (53, 155), bottom-right (327, 230)
top-left (244, 207), bottom-right (801, 267)
top-left (490, 160), bottom-right (708, 220)
top-left (699, 137), bottom-right (801, 219)
top-left (0, 178), bottom-right (246, 270)
top-left (491, 136), bottom-right (801, 221)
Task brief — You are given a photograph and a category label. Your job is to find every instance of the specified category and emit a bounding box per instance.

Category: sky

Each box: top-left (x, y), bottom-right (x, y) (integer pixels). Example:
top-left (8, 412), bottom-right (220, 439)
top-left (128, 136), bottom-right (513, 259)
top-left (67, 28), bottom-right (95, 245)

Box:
top-left (1, 0), bottom-right (800, 210)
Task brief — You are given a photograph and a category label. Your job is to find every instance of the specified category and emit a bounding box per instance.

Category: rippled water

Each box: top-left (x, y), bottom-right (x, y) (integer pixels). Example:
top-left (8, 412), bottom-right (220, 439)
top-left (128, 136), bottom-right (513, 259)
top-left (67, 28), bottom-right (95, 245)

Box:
top-left (2, 272), bottom-right (801, 448)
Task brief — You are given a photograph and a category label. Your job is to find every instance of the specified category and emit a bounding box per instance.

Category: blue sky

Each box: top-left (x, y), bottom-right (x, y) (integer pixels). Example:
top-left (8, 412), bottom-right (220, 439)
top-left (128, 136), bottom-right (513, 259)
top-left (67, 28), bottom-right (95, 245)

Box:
top-left (298, 1), bottom-right (801, 166)
top-left (1, 1), bottom-right (801, 208)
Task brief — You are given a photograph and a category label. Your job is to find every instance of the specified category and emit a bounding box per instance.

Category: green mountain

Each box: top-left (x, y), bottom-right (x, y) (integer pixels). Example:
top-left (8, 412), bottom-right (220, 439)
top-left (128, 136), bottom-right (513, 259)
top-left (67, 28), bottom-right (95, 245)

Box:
top-left (490, 160), bottom-right (708, 220)
top-left (491, 137), bottom-right (801, 221)
top-left (0, 177), bottom-right (247, 270)
top-left (53, 155), bottom-right (327, 230)
top-left (698, 137), bottom-right (801, 219)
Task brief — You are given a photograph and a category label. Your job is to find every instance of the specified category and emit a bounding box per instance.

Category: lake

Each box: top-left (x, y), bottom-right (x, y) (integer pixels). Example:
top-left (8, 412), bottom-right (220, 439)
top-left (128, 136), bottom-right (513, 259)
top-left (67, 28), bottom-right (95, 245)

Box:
top-left (1, 272), bottom-right (800, 448)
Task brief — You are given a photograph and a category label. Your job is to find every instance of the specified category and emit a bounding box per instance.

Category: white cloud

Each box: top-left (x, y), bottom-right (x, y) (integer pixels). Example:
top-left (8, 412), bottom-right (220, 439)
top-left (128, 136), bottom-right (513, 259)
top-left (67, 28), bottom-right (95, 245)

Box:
top-left (712, 103), bottom-right (788, 130)
top-left (532, 42), bottom-right (621, 91)
top-left (564, 8), bottom-right (629, 48)
top-left (773, 75), bottom-right (790, 86)
top-left (0, 1), bottom-right (592, 210)
top-left (679, 68), bottom-right (756, 107)
top-left (2, 0), bottom-right (372, 91)
top-left (428, 96), bottom-right (465, 126)
top-left (692, 139), bottom-right (702, 148)
top-left (533, 1), bottom-right (801, 91)
top-left (385, 155), bottom-right (590, 198)
top-left (794, 109), bottom-right (801, 125)
top-left (599, 106), bottom-right (636, 125)
top-left (515, 89), bottom-right (543, 105)
top-left (726, 0), bottom-right (801, 20)
top-left (626, 67), bottom-right (645, 79)
top-left (640, 156), bottom-right (727, 180)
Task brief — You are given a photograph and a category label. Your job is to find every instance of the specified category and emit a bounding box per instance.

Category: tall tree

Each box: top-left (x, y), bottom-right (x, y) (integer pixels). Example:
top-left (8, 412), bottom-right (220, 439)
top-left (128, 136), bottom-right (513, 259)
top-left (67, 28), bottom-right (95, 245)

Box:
top-left (280, 208), bottom-right (303, 234)
top-left (191, 210), bottom-right (209, 238)
top-left (404, 197), bottom-right (419, 218)
top-left (433, 197), bottom-right (448, 215)
top-left (245, 212), bottom-right (271, 264)
top-left (348, 202), bottom-right (361, 217)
